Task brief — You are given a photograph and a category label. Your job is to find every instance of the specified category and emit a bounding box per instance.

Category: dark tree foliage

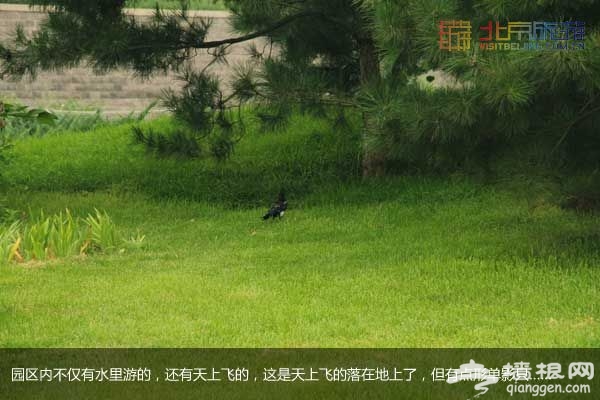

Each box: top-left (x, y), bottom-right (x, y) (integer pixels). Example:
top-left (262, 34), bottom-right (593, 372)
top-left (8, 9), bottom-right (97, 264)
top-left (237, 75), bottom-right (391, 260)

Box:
top-left (366, 0), bottom-right (600, 177)
top-left (0, 0), bottom-right (599, 188)
top-left (224, 0), bottom-right (386, 173)
top-left (220, 0), bottom-right (600, 185)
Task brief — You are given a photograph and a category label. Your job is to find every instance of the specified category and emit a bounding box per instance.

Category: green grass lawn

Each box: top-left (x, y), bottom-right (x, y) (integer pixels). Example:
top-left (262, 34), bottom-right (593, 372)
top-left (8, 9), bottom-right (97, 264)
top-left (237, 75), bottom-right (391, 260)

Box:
top-left (0, 116), bottom-right (599, 347)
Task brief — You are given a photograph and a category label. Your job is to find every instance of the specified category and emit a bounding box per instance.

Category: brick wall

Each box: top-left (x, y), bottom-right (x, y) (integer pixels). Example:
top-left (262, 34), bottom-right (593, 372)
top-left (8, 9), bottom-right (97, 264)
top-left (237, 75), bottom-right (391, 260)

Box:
top-left (0, 4), bottom-right (255, 116)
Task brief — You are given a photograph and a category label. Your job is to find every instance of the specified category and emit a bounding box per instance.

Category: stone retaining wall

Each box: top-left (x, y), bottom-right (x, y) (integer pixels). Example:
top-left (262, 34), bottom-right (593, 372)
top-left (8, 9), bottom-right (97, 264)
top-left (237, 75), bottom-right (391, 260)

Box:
top-left (0, 4), bottom-right (254, 116)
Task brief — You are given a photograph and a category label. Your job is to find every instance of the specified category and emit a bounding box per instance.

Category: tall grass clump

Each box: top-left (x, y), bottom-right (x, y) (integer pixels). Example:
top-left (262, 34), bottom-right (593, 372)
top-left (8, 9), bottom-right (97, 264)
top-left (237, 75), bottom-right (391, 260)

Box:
top-left (85, 209), bottom-right (120, 251)
top-left (0, 221), bottom-right (20, 265)
top-left (21, 210), bottom-right (85, 260)
top-left (0, 208), bottom-right (131, 264)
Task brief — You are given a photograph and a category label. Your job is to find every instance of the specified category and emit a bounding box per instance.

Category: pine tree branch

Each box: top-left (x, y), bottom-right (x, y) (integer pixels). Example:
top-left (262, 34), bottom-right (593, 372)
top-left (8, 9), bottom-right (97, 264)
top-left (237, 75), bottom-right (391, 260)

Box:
top-left (201, 11), bottom-right (323, 48)
top-left (127, 10), bottom-right (326, 52)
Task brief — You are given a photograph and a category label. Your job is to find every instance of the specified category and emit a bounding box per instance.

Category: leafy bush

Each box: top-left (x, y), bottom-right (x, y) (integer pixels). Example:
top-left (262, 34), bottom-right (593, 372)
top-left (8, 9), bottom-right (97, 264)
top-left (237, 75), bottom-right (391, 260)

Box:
top-left (21, 210), bottom-right (84, 259)
top-left (0, 209), bottom-right (134, 265)
top-left (85, 209), bottom-right (120, 251)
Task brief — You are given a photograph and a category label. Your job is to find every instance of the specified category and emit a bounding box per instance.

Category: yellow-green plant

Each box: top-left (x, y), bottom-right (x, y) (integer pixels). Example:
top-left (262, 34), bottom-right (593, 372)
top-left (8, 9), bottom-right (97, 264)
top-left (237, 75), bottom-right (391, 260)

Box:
top-left (126, 230), bottom-right (146, 250)
top-left (85, 209), bottom-right (119, 252)
top-left (0, 221), bottom-right (20, 265)
top-left (48, 210), bottom-right (86, 257)
top-left (1, 208), bottom-right (131, 264)
top-left (21, 213), bottom-right (52, 260)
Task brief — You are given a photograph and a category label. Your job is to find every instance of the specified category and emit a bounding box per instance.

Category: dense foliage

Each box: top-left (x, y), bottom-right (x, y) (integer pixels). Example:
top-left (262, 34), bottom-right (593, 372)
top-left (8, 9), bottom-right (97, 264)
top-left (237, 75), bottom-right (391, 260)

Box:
top-left (227, 1), bottom-right (600, 180)
top-left (0, 1), bottom-right (598, 194)
top-left (369, 1), bottom-right (600, 173)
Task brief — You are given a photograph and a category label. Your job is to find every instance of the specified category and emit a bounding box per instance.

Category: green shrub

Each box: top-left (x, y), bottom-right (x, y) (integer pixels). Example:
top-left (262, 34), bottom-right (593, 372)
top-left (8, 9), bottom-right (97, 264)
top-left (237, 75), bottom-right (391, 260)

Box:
top-left (21, 213), bottom-right (52, 260)
top-left (0, 221), bottom-right (20, 265)
top-left (85, 209), bottom-right (120, 252)
top-left (0, 209), bottom-right (132, 264)
top-left (48, 210), bottom-right (85, 258)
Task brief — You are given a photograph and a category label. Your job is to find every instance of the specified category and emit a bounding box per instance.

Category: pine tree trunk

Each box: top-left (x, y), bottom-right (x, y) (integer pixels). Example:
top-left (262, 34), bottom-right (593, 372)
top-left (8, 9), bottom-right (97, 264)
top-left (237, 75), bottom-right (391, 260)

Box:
top-left (358, 34), bottom-right (384, 177)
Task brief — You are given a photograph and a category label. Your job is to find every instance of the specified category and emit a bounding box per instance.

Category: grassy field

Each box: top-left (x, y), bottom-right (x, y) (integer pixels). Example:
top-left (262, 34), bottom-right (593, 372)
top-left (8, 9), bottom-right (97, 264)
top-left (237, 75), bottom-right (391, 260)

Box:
top-left (0, 115), bottom-right (599, 347)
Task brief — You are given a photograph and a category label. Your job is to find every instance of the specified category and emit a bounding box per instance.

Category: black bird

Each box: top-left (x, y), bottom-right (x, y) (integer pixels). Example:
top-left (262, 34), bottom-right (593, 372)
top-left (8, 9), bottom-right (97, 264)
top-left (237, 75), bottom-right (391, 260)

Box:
top-left (263, 191), bottom-right (288, 220)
